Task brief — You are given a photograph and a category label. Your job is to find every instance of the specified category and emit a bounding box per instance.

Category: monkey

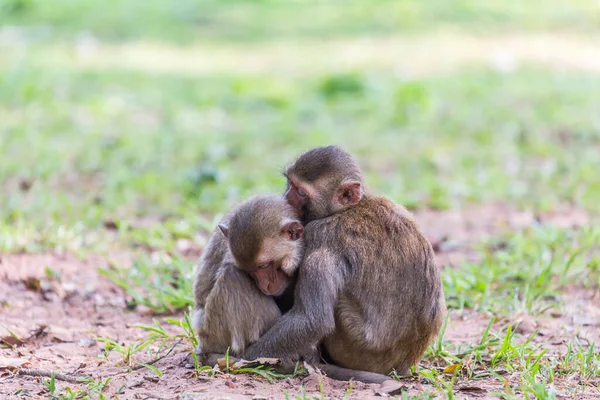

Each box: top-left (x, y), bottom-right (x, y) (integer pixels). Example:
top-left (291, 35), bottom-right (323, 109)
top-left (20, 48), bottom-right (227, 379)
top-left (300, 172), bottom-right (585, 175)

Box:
top-left (243, 145), bottom-right (446, 376)
top-left (192, 194), bottom-right (301, 358)
top-left (191, 194), bottom-right (396, 385)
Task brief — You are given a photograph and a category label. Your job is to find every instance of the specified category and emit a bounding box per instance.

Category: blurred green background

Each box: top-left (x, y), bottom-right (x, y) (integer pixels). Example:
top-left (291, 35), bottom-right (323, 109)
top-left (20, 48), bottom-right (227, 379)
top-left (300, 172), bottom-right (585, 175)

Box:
top-left (1, 0), bottom-right (599, 253)
top-left (3, 4), bottom-right (600, 395)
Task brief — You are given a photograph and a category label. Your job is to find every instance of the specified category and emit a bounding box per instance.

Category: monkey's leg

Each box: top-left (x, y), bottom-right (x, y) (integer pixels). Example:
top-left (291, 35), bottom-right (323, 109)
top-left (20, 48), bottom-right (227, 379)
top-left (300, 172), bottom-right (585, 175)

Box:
top-left (191, 307), bottom-right (205, 355)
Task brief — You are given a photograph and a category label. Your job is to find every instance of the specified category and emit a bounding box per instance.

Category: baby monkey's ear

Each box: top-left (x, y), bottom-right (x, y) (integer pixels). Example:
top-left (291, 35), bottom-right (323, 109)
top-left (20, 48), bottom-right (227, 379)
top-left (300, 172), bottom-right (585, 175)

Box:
top-left (281, 221), bottom-right (303, 241)
top-left (218, 224), bottom-right (229, 238)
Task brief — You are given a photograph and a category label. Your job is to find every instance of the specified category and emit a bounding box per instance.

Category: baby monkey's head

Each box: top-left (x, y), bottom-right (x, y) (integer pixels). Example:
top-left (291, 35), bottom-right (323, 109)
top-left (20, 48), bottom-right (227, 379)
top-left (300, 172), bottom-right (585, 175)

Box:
top-left (219, 194), bottom-right (304, 297)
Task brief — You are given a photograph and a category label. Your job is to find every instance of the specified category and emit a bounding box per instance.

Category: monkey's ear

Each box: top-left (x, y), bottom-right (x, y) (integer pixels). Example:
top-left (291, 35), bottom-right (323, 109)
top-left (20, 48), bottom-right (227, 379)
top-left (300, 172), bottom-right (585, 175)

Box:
top-left (337, 182), bottom-right (362, 206)
top-left (218, 224), bottom-right (229, 238)
top-left (281, 221), bottom-right (303, 241)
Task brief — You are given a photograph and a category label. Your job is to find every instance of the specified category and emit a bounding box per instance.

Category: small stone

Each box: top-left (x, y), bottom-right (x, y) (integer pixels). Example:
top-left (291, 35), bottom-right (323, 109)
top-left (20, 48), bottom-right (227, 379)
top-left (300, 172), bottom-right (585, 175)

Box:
top-left (78, 338), bottom-right (96, 347)
top-left (224, 379), bottom-right (237, 389)
top-left (515, 316), bottom-right (538, 335)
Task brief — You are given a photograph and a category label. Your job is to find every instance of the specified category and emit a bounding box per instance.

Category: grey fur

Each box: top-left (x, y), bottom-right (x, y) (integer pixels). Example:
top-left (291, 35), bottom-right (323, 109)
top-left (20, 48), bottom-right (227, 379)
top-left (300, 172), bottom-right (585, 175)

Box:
top-left (244, 147), bottom-right (446, 375)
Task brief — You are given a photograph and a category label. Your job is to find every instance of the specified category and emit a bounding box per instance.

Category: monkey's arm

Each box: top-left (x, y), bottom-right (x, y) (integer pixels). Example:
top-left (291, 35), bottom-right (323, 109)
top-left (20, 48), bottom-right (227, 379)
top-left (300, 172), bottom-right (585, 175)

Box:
top-left (193, 264), bottom-right (217, 309)
top-left (244, 249), bottom-right (345, 361)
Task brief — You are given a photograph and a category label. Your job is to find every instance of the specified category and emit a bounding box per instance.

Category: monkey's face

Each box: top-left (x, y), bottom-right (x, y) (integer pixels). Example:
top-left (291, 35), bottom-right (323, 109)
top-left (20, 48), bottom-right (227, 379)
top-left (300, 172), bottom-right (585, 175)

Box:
top-left (230, 220), bottom-right (304, 297)
top-left (284, 145), bottom-right (365, 223)
top-left (248, 262), bottom-right (291, 297)
top-left (284, 179), bottom-right (308, 222)
top-left (242, 234), bottom-right (303, 296)
top-left (285, 173), bottom-right (362, 224)
top-left (283, 174), bottom-right (326, 224)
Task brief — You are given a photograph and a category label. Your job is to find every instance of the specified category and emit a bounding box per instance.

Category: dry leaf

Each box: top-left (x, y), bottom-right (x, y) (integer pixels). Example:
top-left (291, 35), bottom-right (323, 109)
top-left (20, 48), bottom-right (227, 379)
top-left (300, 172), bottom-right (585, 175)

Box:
top-left (22, 277), bottom-right (41, 291)
top-left (0, 365), bottom-right (18, 378)
top-left (216, 357), bottom-right (235, 370)
top-left (0, 335), bottom-right (24, 347)
top-left (245, 357), bottom-right (280, 365)
top-left (228, 357), bottom-right (281, 370)
top-left (443, 364), bottom-right (462, 374)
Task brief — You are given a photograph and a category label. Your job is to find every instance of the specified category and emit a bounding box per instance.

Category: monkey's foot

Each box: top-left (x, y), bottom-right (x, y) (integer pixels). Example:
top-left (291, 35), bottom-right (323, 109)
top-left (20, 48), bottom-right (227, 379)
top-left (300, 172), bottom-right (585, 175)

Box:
top-left (376, 380), bottom-right (403, 396)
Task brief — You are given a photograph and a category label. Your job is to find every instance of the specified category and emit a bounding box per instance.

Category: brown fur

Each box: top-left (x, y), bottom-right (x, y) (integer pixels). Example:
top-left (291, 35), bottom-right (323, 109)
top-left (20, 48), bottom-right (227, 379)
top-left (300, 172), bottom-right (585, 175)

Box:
top-left (245, 146), bottom-right (446, 375)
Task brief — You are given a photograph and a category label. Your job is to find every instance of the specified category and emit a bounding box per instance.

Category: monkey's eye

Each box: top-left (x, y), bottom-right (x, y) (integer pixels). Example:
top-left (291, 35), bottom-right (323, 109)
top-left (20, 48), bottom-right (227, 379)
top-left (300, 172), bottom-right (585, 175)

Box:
top-left (257, 263), bottom-right (270, 270)
top-left (297, 187), bottom-right (307, 197)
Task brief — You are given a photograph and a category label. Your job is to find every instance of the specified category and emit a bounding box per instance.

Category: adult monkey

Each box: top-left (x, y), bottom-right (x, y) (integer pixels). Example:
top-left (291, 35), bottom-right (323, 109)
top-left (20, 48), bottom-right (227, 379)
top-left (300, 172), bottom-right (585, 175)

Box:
top-left (244, 145), bottom-right (446, 375)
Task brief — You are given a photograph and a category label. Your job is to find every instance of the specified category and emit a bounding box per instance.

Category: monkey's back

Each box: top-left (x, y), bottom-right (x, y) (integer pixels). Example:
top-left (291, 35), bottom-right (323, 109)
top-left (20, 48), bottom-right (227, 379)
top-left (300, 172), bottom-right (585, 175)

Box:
top-left (306, 196), bottom-right (445, 374)
top-left (193, 216), bottom-right (231, 310)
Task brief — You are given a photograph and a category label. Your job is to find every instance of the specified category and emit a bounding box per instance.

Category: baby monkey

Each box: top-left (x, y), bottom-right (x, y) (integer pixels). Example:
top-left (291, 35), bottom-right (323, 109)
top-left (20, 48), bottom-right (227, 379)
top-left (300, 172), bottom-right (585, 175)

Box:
top-left (192, 194), bottom-right (394, 385)
top-left (192, 194), bottom-right (302, 358)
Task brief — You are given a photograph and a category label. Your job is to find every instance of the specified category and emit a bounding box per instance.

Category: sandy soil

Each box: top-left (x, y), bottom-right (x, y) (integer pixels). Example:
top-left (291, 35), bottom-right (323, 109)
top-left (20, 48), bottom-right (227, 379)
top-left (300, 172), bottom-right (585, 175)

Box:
top-left (0, 204), bottom-right (597, 399)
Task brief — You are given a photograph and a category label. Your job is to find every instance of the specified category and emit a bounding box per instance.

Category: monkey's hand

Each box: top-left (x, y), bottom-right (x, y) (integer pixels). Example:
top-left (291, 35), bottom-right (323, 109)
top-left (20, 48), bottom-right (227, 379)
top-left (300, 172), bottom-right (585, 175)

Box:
top-left (243, 344), bottom-right (298, 366)
top-left (299, 348), bottom-right (321, 365)
top-left (243, 315), bottom-right (322, 364)
top-left (244, 249), bottom-right (342, 363)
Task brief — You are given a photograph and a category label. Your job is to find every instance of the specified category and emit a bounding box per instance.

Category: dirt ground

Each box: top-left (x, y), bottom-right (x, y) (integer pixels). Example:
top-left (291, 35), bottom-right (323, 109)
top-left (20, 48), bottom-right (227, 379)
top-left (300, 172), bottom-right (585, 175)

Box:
top-left (1, 204), bottom-right (598, 399)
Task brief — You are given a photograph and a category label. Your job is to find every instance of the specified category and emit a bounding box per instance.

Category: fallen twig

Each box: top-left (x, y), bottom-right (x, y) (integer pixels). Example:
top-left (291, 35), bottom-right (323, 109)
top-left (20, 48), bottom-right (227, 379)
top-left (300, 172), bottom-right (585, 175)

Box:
top-left (18, 368), bottom-right (92, 383)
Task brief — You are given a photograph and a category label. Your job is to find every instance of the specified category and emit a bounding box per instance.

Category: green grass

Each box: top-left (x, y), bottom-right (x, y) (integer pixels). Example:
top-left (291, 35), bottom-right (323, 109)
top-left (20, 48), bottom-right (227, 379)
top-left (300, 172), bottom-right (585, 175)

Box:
top-left (445, 226), bottom-right (600, 316)
top-left (97, 223), bottom-right (600, 397)
top-left (1, 65), bottom-right (599, 252)
top-left (2, 0), bottom-right (599, 44)
top-left (99, 225), bottom-right (599, 317)
top-left (37, 375), bottom-right (112, 400)
top-left (422, 316), bottom-right (600, 399)
top-left (100, 254), bottom-right (196, 314)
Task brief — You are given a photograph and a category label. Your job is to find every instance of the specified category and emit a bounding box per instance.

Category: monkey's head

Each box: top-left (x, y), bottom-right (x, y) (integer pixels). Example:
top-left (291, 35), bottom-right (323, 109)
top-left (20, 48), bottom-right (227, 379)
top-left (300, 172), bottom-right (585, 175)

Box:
top-left (219, 195), bottom-right (303, 297)
top-left (284, 145), bottom-right (365, 224)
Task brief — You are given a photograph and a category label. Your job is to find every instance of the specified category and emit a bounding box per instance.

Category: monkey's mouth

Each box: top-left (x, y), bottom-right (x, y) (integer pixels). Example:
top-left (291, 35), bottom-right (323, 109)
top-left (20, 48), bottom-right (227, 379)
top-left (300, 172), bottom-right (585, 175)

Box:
top-left (251, 269), bottom-right (289, 297)
top-left (259, 282), bottom-right (287, 297)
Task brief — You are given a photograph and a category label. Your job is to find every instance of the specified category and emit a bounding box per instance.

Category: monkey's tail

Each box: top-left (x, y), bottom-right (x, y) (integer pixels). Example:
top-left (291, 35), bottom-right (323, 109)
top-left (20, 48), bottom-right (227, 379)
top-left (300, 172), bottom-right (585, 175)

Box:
top-left (315, 363), bottom-right (391, 384)
top-left (199, 353), bottom-right (395, 386)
